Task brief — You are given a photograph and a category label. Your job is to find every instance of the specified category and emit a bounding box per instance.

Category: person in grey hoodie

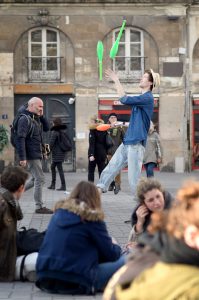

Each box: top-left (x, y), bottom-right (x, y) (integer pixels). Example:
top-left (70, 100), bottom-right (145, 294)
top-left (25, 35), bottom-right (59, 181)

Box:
top-left (143, 121), bottom-right (163, 177)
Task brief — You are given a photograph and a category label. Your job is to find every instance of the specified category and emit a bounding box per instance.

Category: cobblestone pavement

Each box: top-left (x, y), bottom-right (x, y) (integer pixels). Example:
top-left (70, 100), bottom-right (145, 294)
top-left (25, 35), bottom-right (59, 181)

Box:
top-left (1, 170), bottom-right (199, 300)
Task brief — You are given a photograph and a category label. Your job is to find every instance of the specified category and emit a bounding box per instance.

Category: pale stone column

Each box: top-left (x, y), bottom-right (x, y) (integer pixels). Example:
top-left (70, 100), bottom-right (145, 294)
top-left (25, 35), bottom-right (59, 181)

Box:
top-left (75, 88), bottom-right (98, 170)
top-left (159, 91), bottom-right (185, 171)
top-left (0, 53), bottom-right (14, 164)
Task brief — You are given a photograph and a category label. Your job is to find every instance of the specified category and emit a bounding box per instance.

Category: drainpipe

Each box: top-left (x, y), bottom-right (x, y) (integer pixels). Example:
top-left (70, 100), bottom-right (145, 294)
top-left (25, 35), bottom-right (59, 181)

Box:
top-left (185, 3), bottom-right (191, 172)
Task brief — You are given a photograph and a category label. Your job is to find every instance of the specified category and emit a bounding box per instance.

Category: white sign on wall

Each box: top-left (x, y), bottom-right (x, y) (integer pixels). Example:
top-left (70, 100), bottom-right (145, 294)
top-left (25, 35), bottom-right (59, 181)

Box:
top-left (76, 132), bottom-right (86, 140)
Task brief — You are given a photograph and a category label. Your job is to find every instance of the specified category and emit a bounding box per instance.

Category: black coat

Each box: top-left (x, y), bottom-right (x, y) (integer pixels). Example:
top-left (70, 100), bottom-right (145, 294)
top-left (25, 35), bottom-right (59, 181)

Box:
top-left (49, 124), bottom-right (68, 163)
top-left (17, 109), bottom-right (49, 161)
top-left (88, 129), bottom-right (107, 162)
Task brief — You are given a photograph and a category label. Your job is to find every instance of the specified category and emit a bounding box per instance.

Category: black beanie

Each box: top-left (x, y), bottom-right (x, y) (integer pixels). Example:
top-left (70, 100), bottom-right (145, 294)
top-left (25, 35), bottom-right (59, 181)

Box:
top-left (108, 112), bottom-right (118, 119)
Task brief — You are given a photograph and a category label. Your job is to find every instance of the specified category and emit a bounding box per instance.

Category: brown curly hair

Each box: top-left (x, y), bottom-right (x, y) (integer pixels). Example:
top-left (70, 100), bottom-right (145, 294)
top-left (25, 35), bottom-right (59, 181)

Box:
top-left (148, 180), bottom-right (199, 240)
top-left (137, 177), bottom-right (164, 204)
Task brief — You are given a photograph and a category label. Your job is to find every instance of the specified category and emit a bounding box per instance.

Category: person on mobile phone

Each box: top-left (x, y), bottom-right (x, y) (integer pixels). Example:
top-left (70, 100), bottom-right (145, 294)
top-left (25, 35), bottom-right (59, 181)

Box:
top-left (16, 97), bottom-right (52, 214)
top-left (128, 177), bottom-right (173, 244)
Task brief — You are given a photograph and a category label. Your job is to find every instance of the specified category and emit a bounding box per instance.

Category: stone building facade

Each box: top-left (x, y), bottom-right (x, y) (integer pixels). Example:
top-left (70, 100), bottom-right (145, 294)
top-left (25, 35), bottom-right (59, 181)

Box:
top-left (0, 0), bottom-right (199, 172)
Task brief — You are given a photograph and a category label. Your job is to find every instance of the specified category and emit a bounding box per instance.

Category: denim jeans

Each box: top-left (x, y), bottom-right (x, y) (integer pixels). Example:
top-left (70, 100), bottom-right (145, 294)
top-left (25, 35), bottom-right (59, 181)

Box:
top-left (107, 154), bottom-right (121, 185)
top-left (144, 162), bottom-right (157, 177)
top-left (94, 255), bottom-right (125, 292)
top-left (97, 143), bottom-right (145, 196)
top-left (27, 159), bottom-right (45, 209)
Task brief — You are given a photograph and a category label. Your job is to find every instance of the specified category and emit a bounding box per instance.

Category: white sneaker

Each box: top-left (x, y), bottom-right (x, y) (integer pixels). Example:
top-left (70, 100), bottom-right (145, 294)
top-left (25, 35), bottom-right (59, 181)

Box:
top-left (64, 190), bottom-right (70, 195)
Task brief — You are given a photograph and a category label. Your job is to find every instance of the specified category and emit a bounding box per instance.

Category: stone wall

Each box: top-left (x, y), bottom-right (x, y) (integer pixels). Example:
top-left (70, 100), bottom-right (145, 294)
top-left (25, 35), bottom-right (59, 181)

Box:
top-left (0, 1), bottom-right (196, 170)
top-left (0, 53), bottom-right (14, 164)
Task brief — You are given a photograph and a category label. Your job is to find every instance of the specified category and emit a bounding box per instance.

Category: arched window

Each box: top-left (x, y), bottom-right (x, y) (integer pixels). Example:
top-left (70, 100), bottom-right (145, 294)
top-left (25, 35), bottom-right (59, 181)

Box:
top-left (28, 28), bottom-right (60, 81)
top-left (113, 27), bottom-right (144, 80)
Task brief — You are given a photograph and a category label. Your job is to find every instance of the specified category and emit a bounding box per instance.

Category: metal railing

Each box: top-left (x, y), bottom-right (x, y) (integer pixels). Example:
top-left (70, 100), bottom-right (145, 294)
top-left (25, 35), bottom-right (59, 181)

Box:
top-left (26, 57), bottom-right (63, 82)
top-left (113, 56), bottom-right (146, 81)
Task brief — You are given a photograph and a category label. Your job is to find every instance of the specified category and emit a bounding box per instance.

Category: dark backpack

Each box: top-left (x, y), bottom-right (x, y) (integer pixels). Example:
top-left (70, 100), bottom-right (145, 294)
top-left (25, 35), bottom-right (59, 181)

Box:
top-left (10, 113), bottom-right (34, 148)
top-left (16, 227), bottom-right (46, 256)
top-left (58, 131), bottom-right (72, 152)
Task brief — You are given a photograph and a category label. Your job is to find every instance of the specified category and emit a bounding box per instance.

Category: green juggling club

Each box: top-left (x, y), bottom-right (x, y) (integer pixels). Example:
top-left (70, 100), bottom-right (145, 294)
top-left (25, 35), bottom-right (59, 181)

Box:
top-left (109, 19), bottom-right (126, 59)
top-left (97, 41), bottom-right (104, 80)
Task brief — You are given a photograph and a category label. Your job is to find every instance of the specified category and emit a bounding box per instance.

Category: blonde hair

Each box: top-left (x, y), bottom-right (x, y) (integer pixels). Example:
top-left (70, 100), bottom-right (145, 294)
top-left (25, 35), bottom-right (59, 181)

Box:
top-left (54, 200), bottom-right (65, 212)
top-left (145, 69), bottom-right (160, 91)
top-left (150, 69), bottom-right (160, 89)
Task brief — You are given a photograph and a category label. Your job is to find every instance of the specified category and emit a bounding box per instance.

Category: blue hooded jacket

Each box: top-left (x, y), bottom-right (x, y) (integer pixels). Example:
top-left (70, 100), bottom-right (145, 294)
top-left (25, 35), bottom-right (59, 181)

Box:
top-left (120, 92), bottom-right (154, 147)
top-left (36, 199), bottom-right (121, 290)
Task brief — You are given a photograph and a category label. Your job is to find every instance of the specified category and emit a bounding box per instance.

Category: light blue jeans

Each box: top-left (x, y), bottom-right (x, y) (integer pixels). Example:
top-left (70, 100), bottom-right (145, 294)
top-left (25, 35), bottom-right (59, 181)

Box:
top-left (97, 143), bottom-right (145, 196)
top-left (94, 255), bottom-right (125, 292)
top-left (27, 159), bottom-right (45, 209)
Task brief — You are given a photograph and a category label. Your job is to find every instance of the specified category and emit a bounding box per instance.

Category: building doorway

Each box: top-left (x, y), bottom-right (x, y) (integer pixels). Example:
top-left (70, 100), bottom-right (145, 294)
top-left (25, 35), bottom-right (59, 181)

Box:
top-left (14, 94), bottom-right (76, 171)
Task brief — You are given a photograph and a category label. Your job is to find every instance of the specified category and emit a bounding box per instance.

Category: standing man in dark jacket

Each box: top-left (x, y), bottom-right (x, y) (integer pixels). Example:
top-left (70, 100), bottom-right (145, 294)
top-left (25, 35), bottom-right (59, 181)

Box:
top-left (48, 117), bottom-right (68, 191)
top-left (16, 97), bottom-right (52, 214)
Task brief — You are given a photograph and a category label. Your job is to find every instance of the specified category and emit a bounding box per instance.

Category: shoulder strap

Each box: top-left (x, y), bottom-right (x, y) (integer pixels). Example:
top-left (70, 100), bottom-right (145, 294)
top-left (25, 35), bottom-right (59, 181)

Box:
top-left (19, 254), bottom-right (29, 281)
top-left (18, 114), bottom-right (34, 137)
top-left (28, 116), bottom-right (35, 138)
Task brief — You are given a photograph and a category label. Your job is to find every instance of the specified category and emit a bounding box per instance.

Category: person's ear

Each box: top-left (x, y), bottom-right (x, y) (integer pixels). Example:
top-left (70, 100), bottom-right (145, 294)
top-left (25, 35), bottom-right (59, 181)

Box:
top-left (184, 225), bottom-right (198, 248)
top-left (14, 184), bottom-right (25, 200)
top-left (17, 184), bottom-right (25, 195)
top-left (20, 184), bottom-right (25, 191)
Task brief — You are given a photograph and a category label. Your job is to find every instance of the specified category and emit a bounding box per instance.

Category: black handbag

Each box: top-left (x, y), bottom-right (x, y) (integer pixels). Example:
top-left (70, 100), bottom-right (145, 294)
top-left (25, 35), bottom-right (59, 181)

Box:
top-left (16, 227), bottom-right (46, 256)
top-left (106, 132), bottom-right (114, 149)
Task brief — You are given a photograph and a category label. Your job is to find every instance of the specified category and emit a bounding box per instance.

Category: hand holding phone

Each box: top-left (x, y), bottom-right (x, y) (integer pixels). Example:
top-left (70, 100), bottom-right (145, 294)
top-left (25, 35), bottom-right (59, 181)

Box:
top-left (135, 204), bottom-right (150, 233)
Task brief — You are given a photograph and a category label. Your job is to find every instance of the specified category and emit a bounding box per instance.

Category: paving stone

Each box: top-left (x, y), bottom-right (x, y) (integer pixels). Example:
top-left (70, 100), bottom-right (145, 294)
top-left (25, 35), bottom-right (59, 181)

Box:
top-left (2, 170), bottom-right (199, 300)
